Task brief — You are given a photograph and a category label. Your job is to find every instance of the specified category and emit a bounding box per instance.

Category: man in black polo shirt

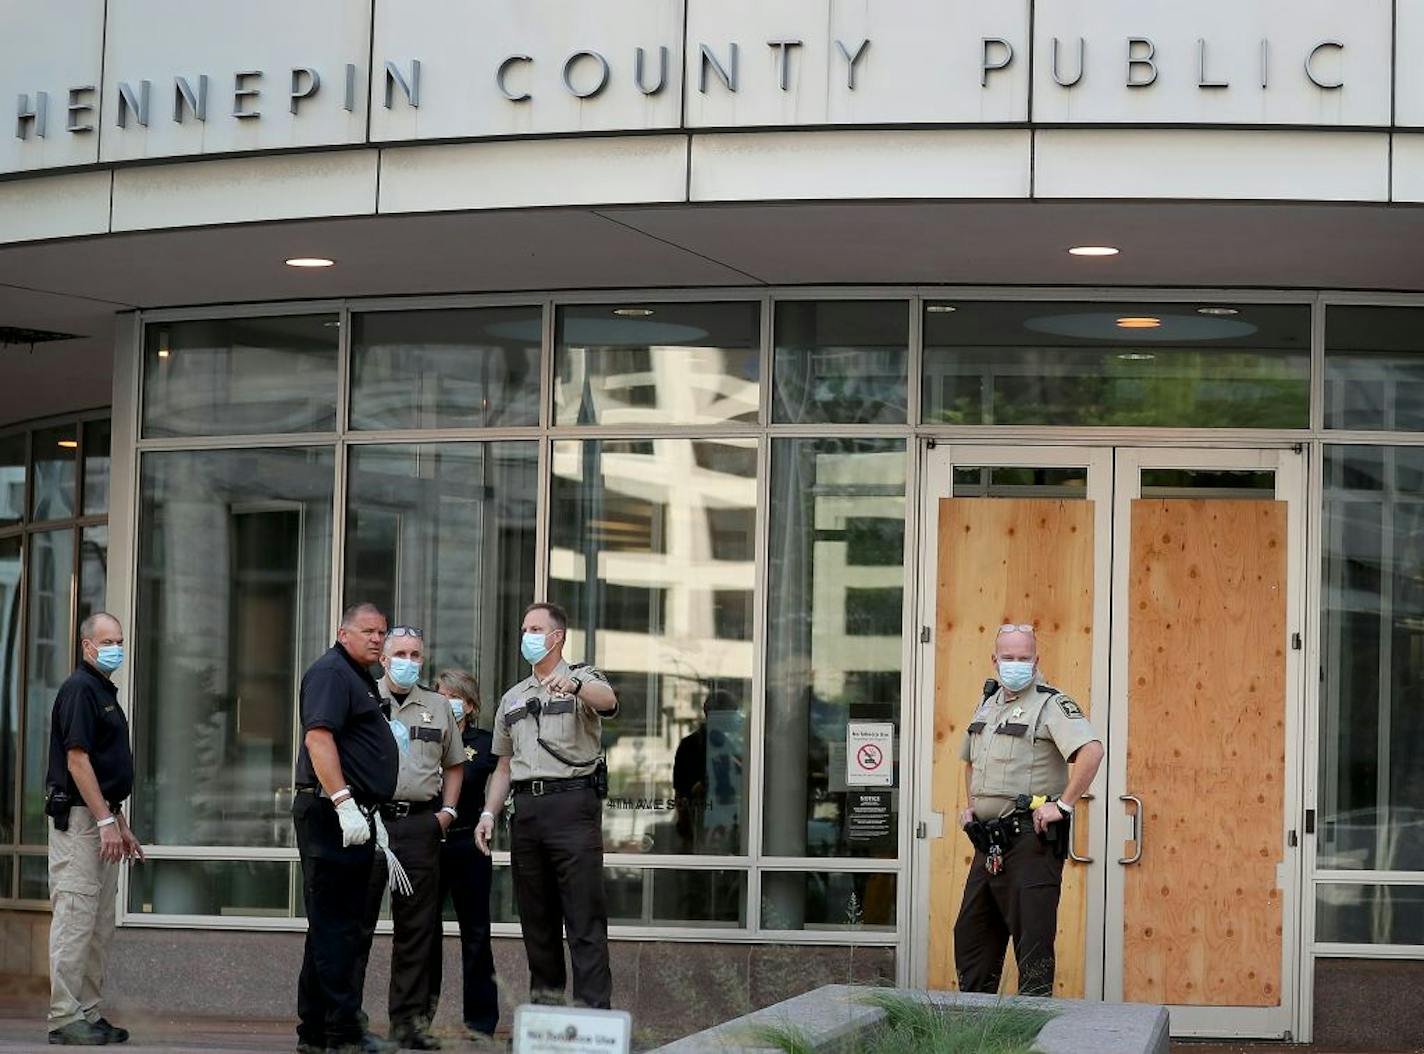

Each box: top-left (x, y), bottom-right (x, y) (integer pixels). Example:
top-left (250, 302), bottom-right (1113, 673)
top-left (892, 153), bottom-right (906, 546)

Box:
top-left (292, 603), bottom-right (400, 1054)
top-left (45, 612), bottom-right (141, 1046)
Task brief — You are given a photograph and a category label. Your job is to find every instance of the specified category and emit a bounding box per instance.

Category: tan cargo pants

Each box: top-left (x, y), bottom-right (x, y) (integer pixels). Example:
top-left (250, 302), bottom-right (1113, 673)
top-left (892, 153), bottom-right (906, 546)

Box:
top-left (48, 807), bottom-right (119, 1029)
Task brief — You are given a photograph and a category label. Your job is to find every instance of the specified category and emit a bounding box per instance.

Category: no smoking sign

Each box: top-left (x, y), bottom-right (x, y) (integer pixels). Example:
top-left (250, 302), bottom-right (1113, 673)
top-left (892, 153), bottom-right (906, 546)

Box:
top-left (847, 722), bottom-right (894, 787)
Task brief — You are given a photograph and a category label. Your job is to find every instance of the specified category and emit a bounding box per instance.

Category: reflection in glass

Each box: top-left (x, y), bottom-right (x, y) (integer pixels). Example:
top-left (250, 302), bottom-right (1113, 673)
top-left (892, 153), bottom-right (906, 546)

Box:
top-left (82, 419), bottom-right (111, 516)
top-left (350, 308), bottom-right (541, 430)
top-left (78, 526), bottom-right (108, 632)
top-left (549, 439), bottom-right (756, 855)
top-left (0, 855), bottom-right (11, 899)
top-left (760, 871), bottom-right (896, 932)
top-left (1326, 306), bottom-right (1424, 431)
top-left (0, 537), bottom-right (20, 844)
top-left (142, 316), bottom-right (339, 438)
top-left (128, 859), bottom-right (295, 917)
top-left (344, 442), bottom-right (538, 726)
top-left (554, 303), bottom-right (760, 426)
top-left (31, 426), bottom-right (77, 522)
top-left (133, 448), bottom-right (334, 848)
top-left (18, 853), bottom-right (46, 901)
top-left (765, 439), bottom-right (906, 865)
top-left (1319, 447), bottom-right (1424, 872)
top-left (773, 301), bottom-right (909, 425)
top-left (1316, 884), bottom-right (1424, 944)
top-left (0, 433), bottom-right (25, 528)
top-left (922, 302), bottom-right (1309, 427)
top-left (952, 467), bottom-right (1088, 499)
top-left (22, 530), bottom-right (73, 843)
top-left (1139, 469), bottom-right (1275, 499)
top-left (605, 867), bottom-right (746, 927)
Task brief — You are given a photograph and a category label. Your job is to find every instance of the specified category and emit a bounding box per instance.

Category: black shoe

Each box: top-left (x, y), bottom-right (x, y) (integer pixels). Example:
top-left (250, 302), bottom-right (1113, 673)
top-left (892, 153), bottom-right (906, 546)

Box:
top-left (390, 1027), bottom-right (442, 1050)
top-left (92, 1019), bottom-right (128, 1044)
top-left (48, 1021), bottom-right (110, 1045)
top-left (296, 1043), bottom-right (324, 1054)
top-left (329, 1033), bottom-right (400, 1054)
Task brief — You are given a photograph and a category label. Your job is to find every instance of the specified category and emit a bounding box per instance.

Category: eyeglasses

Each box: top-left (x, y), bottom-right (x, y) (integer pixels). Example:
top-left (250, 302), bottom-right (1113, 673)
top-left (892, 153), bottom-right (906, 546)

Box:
top-left (997, 624), bottom-right (1036, 635)
top-left (389, 625), bottom-right (424, 639)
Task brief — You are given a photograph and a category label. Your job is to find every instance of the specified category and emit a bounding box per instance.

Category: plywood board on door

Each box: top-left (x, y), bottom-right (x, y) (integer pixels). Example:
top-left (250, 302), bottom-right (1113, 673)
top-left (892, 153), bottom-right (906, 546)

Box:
top-left (928, 497), bottom-right (1095, 996)
top-left (1123, 499), bottom-right (1287, 1007)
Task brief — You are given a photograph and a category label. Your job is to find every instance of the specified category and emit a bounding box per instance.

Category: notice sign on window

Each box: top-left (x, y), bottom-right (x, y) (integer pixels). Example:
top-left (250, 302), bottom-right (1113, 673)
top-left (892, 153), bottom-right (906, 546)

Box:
top-left (846, 722), bottom-right (894, 787)
top-left (514, 1005), bottom-right (631, 1054)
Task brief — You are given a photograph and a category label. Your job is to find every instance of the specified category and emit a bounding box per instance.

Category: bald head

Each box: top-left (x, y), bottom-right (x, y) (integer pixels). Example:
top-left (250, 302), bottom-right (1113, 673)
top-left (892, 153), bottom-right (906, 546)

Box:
top-left (993, 628), bottom-right (1037, 662)
top-left (80, 612), bottom-right (122, 646)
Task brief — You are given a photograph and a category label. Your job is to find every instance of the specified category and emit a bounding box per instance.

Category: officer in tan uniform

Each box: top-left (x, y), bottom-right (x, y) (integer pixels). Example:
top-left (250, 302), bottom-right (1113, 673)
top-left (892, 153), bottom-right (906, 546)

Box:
top-left (954, 623), bottom-right (1104, 997)
top-left (352, 625), bottom-right (464, 1050)
top-left (474, 601), bottom-right (618, 1009)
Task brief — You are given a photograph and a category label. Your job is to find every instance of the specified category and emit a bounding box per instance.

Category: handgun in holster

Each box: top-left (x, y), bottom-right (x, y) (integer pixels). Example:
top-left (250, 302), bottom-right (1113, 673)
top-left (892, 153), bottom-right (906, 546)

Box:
top-left (1015, 793), bottom-right (1072, 861)
top-left (44, 787), bottom-right (73, 832)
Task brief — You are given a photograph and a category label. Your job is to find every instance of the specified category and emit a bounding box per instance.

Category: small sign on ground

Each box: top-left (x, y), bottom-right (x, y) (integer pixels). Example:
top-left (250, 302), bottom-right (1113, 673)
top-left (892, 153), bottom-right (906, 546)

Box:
top-left (513, 1004), bottom-right (632, 1054)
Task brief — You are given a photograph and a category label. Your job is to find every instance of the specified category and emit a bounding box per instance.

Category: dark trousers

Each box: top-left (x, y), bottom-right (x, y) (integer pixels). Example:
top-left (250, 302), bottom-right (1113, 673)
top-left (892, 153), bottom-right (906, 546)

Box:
top-left (427, 830), bottom-right (499, 1035)
top-left (351, 810), bottom-right (443, 1033)
top-left (293, 794), bottom-right (377, 1048)
top-left (509, 787), bottom-right (612, 1008)
top-left (953, 832), bottom-right (1064, 997)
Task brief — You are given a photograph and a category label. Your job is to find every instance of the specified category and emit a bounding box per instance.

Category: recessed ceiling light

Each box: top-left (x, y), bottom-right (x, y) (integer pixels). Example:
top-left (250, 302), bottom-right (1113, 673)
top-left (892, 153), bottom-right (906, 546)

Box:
top-left (1197, 307), bottom-right (1240, 316)
top-left (926, 304), bottom-right (958, 314)
top-left (1116, 317), bottom-right (1162, 329)
top-left (322, 320), bottom-right (341, 328)
top-left (285, 257), bottom-right (335, 268)
top-left (1117, 352), bottom-right (1157, 361)
top-left (156, 348), bottom-right (170, 359)
top-left (612, 307), bottom-right (655, 317)
top-left (1068, 246), bottom-right (1120, 257)
top-left (57, 439), bottom-right (78, 449)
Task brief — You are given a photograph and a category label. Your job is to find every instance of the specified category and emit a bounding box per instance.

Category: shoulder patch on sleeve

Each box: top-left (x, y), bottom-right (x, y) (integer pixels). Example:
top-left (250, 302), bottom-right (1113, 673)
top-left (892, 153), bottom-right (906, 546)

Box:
top-left (1057, 696), bottom-right (1085, 720)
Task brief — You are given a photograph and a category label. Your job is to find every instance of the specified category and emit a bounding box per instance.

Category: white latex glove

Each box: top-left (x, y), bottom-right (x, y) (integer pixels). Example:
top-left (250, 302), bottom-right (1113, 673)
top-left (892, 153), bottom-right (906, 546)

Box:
top-left (335, 798), bottom-right (371, 847)
top-left (373, 812), bottom-right (414, 897)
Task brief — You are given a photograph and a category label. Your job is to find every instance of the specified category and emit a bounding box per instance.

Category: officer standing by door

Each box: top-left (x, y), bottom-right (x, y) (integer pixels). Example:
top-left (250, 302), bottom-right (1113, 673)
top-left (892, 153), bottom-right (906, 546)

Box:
top-left (292, 603), bottom-right (400, 1054)
top-left (954, 624), bottom-right (1104, 997)
top-left (351, 626), bottom-right (464, 1051)
top-left (474, 602), bottom-right (619, 1009)
top-left (428, 669), bottom-right (500, 1039)
top-left (44, 612), bottom-right (142, 1047)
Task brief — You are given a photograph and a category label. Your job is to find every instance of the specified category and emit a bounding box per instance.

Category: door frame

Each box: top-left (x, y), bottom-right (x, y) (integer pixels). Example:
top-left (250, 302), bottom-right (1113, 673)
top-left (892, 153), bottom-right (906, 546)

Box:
top-left (1104, 445), bottom-right (1308, 1039)
top-left (909, 441), bottom-right (1310, 1042)
top-left (909, 442), bottom-right (1115, 1000)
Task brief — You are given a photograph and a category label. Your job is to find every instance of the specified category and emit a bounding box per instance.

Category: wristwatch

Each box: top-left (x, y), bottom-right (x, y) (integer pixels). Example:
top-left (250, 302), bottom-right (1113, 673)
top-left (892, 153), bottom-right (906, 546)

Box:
top-left (570, 677), bottom-right (583, 695)
top-left (1055, 799), bottom-right (1074, 819)
top-left (439, 805), bottom-right (459, 821)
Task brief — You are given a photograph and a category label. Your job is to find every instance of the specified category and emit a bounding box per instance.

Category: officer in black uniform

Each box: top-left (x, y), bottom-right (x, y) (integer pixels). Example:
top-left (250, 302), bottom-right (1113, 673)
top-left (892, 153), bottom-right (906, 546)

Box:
top-left (292, 602), bottom-right (400, 1054)
top-left (954, 624), bottom-right (1104, 997)
top-left (427, 669), bottom-right (499, 1039)
top-left (474, 602), bottom-right (619, 1009)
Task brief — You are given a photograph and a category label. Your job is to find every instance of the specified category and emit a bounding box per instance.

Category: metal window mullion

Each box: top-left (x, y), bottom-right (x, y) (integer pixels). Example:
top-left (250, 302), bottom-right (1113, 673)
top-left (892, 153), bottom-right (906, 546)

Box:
top-left (134, 432), bottom-right (340, 453)
top-left (11, 429), bottom-right (32, 848)
top-left (747, 432), bottom-right (771, 935)
top-left (1311, 294), bottom-right (1327, 433)
top-left (907, 296), bottom-right (923, 428)
top-left (1376, 453), bottom-right (1395, 873)
top-left (894, 430), bottom-right (922, 985)
top-left (759, 294), bottom-right (774, 427)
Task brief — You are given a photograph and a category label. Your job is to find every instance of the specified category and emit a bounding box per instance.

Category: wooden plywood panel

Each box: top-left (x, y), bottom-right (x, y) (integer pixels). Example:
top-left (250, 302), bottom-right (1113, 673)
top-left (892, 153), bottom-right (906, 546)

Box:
top-left (928, 498), bottom-right (1096, 996)
top-left (1123, 499), bottom-right (1287, 1007)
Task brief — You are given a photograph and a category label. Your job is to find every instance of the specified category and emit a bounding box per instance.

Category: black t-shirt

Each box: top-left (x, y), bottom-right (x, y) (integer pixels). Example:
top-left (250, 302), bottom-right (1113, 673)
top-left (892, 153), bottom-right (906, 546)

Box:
top-left (46, 663), bottom-right (134, 806)
top-left (453, 725), bottom-right (496, 825)
top-left (294, 644), bottom-right (398, 805)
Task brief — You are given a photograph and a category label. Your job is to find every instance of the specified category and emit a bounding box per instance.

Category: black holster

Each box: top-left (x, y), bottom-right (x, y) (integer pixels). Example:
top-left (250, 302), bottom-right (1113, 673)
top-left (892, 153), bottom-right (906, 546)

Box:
top-left (963, 819), bottom-right (992, 854)
top-left (44, 788), bottom-right (72, 832)
top-left (1039, 814), bottom-right (1071, 860)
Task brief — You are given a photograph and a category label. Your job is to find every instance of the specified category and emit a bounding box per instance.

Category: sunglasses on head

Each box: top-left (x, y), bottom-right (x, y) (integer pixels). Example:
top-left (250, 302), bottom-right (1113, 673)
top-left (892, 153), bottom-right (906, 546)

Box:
top-left (389, 625), bottom-right (424, 639)
top-left (998, 623), bottom-right (1035, 635)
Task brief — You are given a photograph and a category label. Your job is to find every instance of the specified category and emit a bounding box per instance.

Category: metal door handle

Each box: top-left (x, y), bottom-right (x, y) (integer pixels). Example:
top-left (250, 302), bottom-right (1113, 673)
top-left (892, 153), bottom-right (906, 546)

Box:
top-left (1067, 792), bottom-right (1094, 864)
top-left (1119, 794), bottom-right (1143, 865)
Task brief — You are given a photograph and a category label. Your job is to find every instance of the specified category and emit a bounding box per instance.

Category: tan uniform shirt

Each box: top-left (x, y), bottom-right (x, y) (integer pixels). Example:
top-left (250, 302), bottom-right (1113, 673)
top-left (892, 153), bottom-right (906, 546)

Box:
top-left (381, 681), bottom-right (463, 802)
top-left (960, 673), bottom-right (1098, 822)
top-left (491, 660), bottom-right (614, 782)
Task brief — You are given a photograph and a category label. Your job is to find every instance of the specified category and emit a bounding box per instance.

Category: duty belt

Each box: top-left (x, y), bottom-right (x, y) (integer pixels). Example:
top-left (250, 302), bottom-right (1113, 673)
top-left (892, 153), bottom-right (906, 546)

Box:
top-left (511, 775), bottom-right (596, 797)
top-left (378, 798), bottom-right (439, 819)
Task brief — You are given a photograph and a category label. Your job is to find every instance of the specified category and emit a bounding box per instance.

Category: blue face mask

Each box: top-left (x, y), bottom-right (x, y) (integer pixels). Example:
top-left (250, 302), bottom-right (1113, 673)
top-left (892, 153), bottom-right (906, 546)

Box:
top-left (387, 657), bottom-right (422, 691)
top-left (449, 698), bottom-right (465, 720)
top-left (998, 659), bottom-right (1036, 693)
top-left (94, 645), bottom-right (124, 673)
top-left (521, 631), bottom-right (551, 665)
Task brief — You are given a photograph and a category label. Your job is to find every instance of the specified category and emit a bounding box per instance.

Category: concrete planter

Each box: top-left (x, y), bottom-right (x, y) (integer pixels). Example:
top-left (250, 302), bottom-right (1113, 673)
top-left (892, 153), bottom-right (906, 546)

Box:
top-left (650, 984), bottom-right (1170, 1054)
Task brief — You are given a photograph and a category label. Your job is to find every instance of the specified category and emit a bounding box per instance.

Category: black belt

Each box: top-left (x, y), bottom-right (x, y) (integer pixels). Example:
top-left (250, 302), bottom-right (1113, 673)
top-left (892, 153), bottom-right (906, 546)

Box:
top-left (511, 775), bottom-right (595, 797)
top-left (379, 798), bottom-right (439, 819)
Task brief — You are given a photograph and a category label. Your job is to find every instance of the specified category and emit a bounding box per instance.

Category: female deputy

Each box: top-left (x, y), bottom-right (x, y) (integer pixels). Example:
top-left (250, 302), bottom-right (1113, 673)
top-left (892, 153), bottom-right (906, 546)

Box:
top-left (427, 669), bottom-right (499, 1039)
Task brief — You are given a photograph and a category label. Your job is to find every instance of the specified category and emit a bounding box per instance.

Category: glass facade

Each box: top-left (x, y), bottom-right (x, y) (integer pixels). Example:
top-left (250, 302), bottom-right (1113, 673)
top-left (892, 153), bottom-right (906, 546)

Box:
top-left (7, 294), bottom-right (1424, 959)
top-left (0, 416), bottom-right (110, 904)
